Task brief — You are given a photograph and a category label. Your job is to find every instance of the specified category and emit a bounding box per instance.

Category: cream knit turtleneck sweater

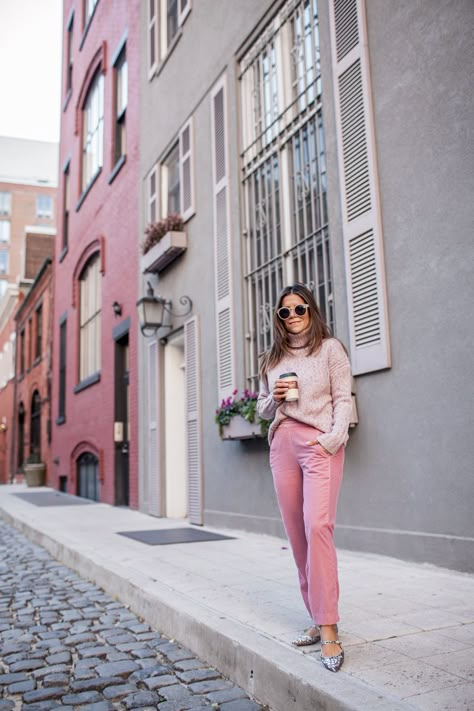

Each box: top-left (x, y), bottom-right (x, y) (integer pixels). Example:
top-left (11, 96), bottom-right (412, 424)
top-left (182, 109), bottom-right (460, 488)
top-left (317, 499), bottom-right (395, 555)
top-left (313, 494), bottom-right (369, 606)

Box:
top-left (257, 332), bottom-right (352, 454)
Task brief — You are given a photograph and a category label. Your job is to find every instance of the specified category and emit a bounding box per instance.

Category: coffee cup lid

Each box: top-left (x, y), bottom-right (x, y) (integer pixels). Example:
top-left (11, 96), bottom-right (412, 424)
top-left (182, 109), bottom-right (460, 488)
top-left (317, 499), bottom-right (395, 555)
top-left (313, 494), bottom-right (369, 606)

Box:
top-left (279, 372), bottom-right (297, 378)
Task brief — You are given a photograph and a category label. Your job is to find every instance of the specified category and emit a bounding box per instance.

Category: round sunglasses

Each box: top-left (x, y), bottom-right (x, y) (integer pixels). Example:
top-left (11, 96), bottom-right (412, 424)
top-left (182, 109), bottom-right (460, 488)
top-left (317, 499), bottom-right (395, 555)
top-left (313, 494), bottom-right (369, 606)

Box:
top-left (277, 303), bottom-right (310, 320)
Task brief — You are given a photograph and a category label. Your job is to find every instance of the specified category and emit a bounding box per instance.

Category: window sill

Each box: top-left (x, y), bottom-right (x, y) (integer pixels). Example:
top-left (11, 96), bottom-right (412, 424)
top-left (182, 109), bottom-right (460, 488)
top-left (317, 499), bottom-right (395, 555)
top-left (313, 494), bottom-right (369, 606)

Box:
top-left (74, 370), bottom-right (101, 394)
top-left (108, 155), bottom-right (126, 185)
top-left (63, 89), bottom-right (72, 112)
top-left (154, 31), bottom-right (183, 79)
top-left (59, 245), bottom-right (68, 263)
top-left (56, 415), bottom-right (66, 426)
top-left (76, 168), bottom-right (102, 212)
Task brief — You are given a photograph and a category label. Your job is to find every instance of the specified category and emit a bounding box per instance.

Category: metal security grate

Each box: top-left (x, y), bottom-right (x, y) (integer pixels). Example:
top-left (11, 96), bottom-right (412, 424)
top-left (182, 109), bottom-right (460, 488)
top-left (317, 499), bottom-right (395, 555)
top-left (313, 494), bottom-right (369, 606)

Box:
top-left (13, 492), bottom-right (95, 507)
top-left (117, 528), bottom-right (235, 545)
top-left (240, 0), bottom-right (334, 388)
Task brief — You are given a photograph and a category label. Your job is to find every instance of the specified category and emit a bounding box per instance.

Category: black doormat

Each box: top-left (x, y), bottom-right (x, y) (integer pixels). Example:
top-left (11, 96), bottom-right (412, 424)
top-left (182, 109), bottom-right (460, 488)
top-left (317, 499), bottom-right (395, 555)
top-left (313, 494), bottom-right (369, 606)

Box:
top-left (117, 527), bottom-right (235, 545)
top-left (13, 492), bottom-right (96, 507)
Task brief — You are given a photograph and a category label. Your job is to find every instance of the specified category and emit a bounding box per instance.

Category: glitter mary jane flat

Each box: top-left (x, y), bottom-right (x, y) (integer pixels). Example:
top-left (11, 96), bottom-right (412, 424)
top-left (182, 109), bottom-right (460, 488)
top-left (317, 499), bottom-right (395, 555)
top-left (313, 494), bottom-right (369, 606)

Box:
top-left (292, 626), bottom-right (321, 647)
top-left (320, 639), bottom-right (344, 672)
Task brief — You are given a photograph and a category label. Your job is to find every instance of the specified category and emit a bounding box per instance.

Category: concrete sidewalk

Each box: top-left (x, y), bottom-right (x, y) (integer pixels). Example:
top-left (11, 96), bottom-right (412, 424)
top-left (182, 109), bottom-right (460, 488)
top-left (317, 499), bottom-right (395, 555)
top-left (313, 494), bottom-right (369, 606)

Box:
top-left (0, 486), bottom-right (473, 711)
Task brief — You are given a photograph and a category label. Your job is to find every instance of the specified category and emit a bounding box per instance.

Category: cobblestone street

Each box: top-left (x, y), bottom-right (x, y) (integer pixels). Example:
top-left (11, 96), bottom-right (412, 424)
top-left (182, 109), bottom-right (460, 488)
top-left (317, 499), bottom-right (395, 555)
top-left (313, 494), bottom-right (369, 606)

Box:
top-left (0, 521), bottom-right (267, 711)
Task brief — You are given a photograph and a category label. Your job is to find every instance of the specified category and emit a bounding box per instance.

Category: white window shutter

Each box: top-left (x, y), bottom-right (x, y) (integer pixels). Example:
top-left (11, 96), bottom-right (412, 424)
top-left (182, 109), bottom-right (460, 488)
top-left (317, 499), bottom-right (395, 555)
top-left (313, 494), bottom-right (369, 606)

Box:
top-left (329, 0), bottom-right (391, 375)
top-left (148, 164), bottom-right (158, 223)
top-left (179, 118), bottom-right (194, 221)
top-left (178, 0), bottom-right (191, 26)
top-left (147, 340), bottom-right (162, 516)
top-left (211, 76), bottom-right (235, 402)
top-left (184, 316), bottom-right (203, 525)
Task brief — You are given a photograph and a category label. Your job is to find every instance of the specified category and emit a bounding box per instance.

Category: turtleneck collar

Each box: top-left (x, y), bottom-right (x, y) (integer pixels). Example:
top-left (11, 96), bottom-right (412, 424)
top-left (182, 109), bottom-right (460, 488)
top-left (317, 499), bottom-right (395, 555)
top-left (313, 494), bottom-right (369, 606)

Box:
top-left (287, 329), bottom-right (311, 349)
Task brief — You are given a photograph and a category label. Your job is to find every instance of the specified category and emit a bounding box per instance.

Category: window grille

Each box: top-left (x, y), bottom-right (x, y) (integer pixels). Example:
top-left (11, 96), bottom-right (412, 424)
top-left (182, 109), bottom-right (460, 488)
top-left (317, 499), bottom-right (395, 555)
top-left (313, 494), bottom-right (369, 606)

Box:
top-left (240, 0), bottom-right (334, 388)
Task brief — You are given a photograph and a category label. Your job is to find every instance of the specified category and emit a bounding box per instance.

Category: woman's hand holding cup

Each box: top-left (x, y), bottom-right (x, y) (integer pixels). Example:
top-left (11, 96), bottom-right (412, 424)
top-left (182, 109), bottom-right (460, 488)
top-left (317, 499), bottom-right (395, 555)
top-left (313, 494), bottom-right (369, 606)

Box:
top-left (273, 379), bottom-right (289, 402)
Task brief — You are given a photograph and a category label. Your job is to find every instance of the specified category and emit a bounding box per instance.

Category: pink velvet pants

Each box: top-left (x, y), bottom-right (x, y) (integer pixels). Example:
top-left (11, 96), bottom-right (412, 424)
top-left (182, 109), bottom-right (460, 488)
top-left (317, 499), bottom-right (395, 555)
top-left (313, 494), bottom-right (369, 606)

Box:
top-left (269, 419), bottom-right (344, 625)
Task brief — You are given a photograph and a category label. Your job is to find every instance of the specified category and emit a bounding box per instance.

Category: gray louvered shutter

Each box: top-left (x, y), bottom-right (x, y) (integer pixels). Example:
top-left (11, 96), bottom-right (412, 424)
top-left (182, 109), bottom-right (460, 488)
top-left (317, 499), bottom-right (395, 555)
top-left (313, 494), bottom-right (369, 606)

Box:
top-left (147, 340), bottom-right (161, 516)
top-left (179, 119), bottom-right (194, 221)
top-left (329, 0), bottom-right (391, 374)
top-left (211, 77), bottom-right (235, 402)
top-left (184, 316), bottom-right (203, 525)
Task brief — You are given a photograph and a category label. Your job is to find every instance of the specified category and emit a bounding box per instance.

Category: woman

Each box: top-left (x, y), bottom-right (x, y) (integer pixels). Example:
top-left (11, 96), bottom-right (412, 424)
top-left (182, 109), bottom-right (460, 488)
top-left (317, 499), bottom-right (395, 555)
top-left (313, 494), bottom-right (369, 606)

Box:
top-left (257, 283), bottom-right (352, 672)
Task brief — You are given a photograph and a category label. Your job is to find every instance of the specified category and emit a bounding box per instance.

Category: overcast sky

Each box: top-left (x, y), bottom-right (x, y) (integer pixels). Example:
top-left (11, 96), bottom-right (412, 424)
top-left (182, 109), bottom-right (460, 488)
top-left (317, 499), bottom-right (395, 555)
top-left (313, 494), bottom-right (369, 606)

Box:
top-left (0, 0), bottom-right (62, 144)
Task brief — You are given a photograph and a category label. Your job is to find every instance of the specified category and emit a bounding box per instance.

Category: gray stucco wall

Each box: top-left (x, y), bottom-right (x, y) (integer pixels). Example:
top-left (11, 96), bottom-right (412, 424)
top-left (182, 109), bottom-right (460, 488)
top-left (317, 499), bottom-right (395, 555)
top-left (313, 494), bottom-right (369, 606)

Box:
top-left (329, 0), bottom-right (474, 571)
top-left (139, 0), bottom-right (474, 571)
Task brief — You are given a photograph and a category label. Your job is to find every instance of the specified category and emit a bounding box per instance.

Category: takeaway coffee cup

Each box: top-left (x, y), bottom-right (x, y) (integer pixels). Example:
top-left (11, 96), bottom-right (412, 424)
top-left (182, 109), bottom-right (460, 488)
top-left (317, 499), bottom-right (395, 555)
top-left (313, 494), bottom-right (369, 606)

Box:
top-left (279, 372), bottom-right (298, 402)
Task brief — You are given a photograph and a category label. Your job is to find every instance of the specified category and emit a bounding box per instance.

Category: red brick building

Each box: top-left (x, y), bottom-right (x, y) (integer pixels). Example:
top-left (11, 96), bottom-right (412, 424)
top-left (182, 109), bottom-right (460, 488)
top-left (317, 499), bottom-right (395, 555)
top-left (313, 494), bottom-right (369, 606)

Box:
top-left (0, 137), bottom-right (58, 483)
top-left (50, 0), bottom-right (139, 504)
top-left (14, 255), bottom-right (54, 482)
top-left (0, 137), bottom-right (57, 300)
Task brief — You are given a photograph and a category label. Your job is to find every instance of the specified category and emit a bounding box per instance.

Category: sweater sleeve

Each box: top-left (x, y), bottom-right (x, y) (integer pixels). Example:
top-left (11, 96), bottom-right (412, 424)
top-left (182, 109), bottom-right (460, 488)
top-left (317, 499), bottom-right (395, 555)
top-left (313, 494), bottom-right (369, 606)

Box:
top-left (257, 375), bottom-right (280, 421)
top-left (317, 340), bottom-right (352, 455)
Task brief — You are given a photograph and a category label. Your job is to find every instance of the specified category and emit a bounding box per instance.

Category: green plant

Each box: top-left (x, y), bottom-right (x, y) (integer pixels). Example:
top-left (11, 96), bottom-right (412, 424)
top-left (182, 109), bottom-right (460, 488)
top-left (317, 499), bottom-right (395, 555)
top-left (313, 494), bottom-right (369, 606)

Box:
top-left (215, 388), bottom-right (270, 436)
top-left (142, 213), bottom-right (184, 255)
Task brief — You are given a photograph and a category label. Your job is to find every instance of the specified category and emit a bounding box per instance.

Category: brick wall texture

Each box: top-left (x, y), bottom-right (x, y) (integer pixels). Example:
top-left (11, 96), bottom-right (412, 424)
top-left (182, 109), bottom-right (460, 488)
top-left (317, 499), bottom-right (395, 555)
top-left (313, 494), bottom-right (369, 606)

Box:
top-left (51, 0), bottom-right (140, 506)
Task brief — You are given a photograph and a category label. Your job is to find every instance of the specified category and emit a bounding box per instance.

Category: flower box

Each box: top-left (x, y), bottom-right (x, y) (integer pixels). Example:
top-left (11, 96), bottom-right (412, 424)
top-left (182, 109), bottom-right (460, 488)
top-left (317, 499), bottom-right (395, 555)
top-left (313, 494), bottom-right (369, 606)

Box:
top-left (141, 231), bottom-right (187, 274)
top-left (220, 416), bottom-right (264, 441)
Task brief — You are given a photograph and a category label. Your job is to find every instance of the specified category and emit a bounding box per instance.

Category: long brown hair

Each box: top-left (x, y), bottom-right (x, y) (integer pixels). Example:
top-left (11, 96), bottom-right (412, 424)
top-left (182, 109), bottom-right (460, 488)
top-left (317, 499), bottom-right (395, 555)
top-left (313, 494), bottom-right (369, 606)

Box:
top-left (259, 283), bottom-right (332, 378)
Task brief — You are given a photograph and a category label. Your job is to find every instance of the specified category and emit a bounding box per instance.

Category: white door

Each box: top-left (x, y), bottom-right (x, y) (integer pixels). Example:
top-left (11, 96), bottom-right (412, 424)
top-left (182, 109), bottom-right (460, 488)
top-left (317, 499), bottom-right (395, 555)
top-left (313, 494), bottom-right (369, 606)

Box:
top-left (164, 333), bottom-right (187, 518)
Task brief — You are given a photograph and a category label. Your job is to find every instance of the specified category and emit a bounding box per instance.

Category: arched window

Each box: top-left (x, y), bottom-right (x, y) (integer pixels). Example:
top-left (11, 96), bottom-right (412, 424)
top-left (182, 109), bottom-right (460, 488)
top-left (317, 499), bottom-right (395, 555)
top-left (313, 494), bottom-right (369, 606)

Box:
top-left (77, 451), bottom-right (100, 501)
top-left (17, 402), bottom-right (25, 469)
top-left (79, 253), bottom-right (101, 380)
top-left (30, 391), bottom-right (41, 457)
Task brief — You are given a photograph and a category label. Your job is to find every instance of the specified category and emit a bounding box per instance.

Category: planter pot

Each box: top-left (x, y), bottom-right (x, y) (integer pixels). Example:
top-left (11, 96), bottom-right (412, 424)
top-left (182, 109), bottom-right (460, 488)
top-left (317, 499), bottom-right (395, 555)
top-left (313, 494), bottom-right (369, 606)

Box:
top-left (24, 462), bottom-right (46, 487)
top-left (141, 231), bottom-right (187, 274)
top-left (221, 416), bottom-right (264, 441)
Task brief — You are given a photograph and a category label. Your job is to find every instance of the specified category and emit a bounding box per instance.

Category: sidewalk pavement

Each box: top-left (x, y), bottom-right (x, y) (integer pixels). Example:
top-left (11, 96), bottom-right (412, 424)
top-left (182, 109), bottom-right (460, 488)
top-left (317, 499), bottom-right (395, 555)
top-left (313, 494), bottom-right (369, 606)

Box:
top-left (1, 486), bottom-right (473, 711)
